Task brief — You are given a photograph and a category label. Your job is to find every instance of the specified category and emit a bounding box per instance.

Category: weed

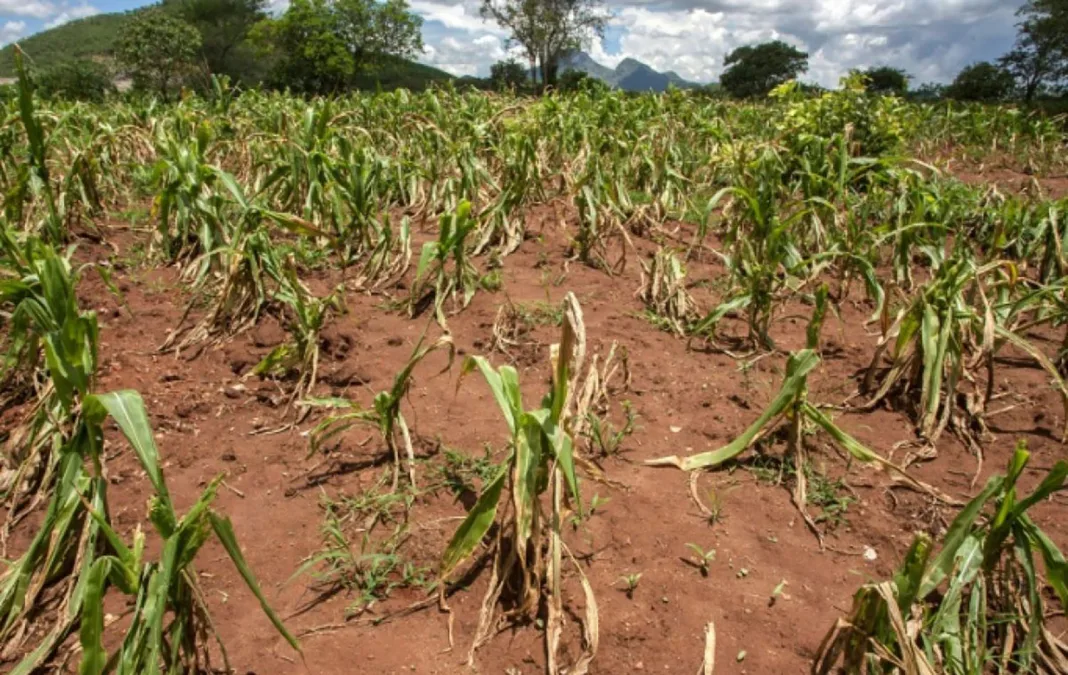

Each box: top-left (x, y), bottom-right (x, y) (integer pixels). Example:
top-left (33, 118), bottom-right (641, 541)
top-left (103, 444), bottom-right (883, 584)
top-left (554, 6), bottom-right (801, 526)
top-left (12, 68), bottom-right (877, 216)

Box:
top-left (584, 400), bottom-right (637, 457)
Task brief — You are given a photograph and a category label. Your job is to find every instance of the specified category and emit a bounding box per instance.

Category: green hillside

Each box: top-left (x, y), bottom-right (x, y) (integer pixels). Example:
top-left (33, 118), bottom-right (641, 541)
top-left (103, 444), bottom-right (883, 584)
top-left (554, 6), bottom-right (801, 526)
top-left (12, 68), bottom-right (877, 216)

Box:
top-left (0, 10), bottom-right (458, 91)
top-left (351, 56), bottom-right (456, 91)
top-left (0, 13), bottom-right (139, 76)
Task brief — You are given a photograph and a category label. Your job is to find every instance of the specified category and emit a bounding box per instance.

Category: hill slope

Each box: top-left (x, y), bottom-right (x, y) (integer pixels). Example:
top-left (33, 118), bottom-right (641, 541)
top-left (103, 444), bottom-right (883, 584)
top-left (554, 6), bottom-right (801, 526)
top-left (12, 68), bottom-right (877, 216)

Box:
top-left (0, 13), bottom-right (137, 76)
top-left (0, 10), bottom-right (456, 90)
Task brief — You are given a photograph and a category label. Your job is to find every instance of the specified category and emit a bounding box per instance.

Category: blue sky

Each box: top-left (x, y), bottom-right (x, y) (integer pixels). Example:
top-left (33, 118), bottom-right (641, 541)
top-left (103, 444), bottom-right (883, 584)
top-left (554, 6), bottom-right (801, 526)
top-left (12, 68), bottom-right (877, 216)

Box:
top-left (1, 0), bottom-right (1023, 85)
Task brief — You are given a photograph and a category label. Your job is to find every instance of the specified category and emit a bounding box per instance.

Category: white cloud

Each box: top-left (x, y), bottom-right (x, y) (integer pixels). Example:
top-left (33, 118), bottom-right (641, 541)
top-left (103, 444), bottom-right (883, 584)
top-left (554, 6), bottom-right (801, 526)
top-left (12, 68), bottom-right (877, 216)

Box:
top-left (0, 0), bottom-right (56, 20)
top-left (413, 0), bottom-right (1023, 84)
top-left (420, 32), bottom-right (525, 75)
top-left (411, 0), bottom-right (507, 35)
top-left (0, 19), bottom-right (26, 47)
top-left (44, 3), bottom-right (99, 29)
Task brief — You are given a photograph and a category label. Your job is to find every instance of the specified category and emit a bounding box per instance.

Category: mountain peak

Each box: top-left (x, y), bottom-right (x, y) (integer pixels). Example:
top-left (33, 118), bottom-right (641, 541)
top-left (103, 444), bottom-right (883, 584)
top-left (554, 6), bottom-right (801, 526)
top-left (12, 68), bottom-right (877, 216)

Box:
top-left (562, 51), bottom-right (700, 92)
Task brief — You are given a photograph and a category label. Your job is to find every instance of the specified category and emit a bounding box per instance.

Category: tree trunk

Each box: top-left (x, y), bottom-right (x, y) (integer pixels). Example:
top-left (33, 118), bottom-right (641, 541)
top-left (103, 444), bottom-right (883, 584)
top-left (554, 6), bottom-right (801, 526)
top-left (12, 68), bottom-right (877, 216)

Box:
top-left (544, 59), bottom-right (559, 88)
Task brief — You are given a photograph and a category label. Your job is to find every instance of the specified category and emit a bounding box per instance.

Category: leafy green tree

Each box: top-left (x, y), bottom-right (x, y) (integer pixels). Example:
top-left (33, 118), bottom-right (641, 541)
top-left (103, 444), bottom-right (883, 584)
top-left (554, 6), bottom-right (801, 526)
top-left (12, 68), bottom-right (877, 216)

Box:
top-left (946, 62), bottom-right (1016, 102)
top-left (116, 9), bottom-right (202, 100)
top-left (1000, 0), bottom-right (1068, 101)
top-left (557, 69), bottom-right (607, 93)
top-left (720, 40), bottom-right (808, 98)
top-left (489, 59), bottom-right (527, 91)
top-left (251, 0), bottom-right (423, 94)
top-left (859, 66), bottom-right (909, 95)
top-left (480, 0), bottom-right (608, 89)
top-left (165, 0), bottom-right (267, 82)
top-left (35, 60), bottom-right (115, 102)
top-left (911, 82), bottom-right (946, 101)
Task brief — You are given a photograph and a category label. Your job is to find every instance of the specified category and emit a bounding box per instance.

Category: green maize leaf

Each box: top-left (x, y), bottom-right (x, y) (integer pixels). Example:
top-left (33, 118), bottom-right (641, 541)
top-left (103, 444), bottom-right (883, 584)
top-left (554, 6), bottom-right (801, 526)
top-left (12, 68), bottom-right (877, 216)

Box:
top-left (440, 466), bottom-right (507, 579)
top-left (300, 396), bottom-right (359, 408)
top-left (209, 168), bottom-right (250, 211)
top-left (209, 513), bottom-right (302, 653)
top-left (801, 402), bottom-right (955, 503)
top-left (415, 241), bottom-right (440, 284)
top-left (550, 423), bottom-right (581, 514)
top-left (10, 622), bottom-right (73, 675)
top-left (514, 411), bottom-right (546, 550)
top-left (689, 293), bottom-right (752, 338)
top-left (253, 344), bottom-right (296, 377)
top-left (648, 349), bottom-right (820, 470)
top-left (918, 303), bottom-right (941, 432)
top-left (1012, 527), bottom-right (1042, 671)
top-left (1019, 515), bottom-right (1068, 608)
top-left (85, 391), bottom-right (174, 519)
top-left (460, 356), bottom-right (521, 434)
top-left (920, 476), bottom-right (1003, 597)
top-left (79, 557), bottom-right (112, 675)
top-left (892, 533), bottom-right (932, 615)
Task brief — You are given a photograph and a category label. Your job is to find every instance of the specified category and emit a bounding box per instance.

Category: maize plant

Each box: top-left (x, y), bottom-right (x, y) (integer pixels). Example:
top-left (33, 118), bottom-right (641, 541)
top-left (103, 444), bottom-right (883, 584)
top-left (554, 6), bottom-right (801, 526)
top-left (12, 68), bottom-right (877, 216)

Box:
top-left (306, 334), bottom-right (454, 491)
top-left (0, 390), bottom-right (299, 675)
top-left (439, 294), bottom-right (598, 674)
top-left (11, 49), bottom-right (63, 243)
top-left (689, 172), bottom-right (814, 351)
top-left (252, 260), bottom-right (345, 405)
top-left (815, 443), bottom-right (1068, 675)
top-left (409, 200), bottom-right (482, 328)
top-left (861, 249), bottom-right (1068, 455)
top-left (636, 247), bottom-right (700, 336)
top-left (652, 293), bottom-right (950, 546)
top-left (0, 233), bottom-right (98, 534)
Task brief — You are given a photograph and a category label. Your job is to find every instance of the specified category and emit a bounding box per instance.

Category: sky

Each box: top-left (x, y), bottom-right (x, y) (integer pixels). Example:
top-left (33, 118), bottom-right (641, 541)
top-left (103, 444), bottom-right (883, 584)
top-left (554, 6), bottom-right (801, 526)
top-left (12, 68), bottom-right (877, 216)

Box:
top-left (0, 0), bottom-right (1025, 86)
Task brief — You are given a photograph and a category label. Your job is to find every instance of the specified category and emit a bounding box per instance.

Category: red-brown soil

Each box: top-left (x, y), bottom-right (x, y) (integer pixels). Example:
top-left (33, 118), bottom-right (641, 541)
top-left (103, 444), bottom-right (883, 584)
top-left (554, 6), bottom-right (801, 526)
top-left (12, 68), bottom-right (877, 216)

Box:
top-left (7, 204), bottom-right (1068, 674)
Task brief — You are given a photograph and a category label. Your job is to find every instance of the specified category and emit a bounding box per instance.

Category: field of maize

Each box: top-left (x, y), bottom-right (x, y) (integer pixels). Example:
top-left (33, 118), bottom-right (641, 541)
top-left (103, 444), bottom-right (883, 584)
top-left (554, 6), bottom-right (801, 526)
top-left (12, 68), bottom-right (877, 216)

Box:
top-left (3, 56), bottom-right (1068, 673)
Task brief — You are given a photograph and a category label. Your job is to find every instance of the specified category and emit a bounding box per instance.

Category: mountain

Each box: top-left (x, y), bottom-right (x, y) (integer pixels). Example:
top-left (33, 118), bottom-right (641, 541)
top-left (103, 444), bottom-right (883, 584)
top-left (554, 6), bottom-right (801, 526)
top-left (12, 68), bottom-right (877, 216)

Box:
top-left (562, 51), bottom-right (703, 92)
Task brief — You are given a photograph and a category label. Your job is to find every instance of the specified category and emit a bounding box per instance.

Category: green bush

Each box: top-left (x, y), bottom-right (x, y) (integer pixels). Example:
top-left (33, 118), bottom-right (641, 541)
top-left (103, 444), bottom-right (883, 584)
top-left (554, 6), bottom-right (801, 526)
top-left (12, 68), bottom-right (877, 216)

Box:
top-left (774, 73), bottom-right (906, 158)
top-left (36, 60), bottom-right (115, 102)
top-left (558, 70), bottom-right (609, 94)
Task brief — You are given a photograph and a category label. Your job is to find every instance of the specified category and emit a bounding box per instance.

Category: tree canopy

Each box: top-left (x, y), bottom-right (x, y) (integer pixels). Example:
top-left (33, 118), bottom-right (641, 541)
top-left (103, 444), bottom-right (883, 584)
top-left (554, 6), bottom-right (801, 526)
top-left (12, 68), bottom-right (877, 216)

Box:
top-left (1000, 0), bottom-right (1068, 101)
top-left (489, 59), bottom-right (527, 91)
top-left (480, 0), bottom-right (608, 88)
top-left (720, 40), bottom-right (808, 98)
top-left (946, 62), bottom-right (1016, 102)
top-left (35, 60), bottom-right (115, 102)
top-left (859, 66), bottom-right (909, 95)
top-left (165, 0), bottom-right (267, 82)
top-left (116, 9), bottom-right (202, 99)
top-left (250, 0), bottom-right (423, 94)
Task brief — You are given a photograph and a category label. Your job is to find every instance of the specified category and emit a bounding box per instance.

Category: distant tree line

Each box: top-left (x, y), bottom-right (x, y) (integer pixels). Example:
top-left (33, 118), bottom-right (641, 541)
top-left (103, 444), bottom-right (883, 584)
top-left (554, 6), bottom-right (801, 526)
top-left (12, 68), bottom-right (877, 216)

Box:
top-left (26, 0), bottom-right (1068, 104)
top-left (29, 0), bottom-right (427, 100)
top-left (708, 0), bottom-right (1068, 103)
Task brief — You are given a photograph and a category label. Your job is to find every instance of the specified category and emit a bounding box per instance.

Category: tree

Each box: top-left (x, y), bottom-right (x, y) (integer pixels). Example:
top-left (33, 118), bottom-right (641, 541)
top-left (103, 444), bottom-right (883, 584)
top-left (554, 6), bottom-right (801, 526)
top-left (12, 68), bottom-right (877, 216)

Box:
top-left (719, 40), bottom-right (808, 98)
top-left (558, 69), bottom-right (607, 93)
top-left (911, 82), bottom-right (946, 101)
top-left (250, 0), bottom-right (423, 94)
top-left (489, 59), bottom-right (527, 91)
top-left (946, 62), bottom-right (1016, 102)
top-left (36, 60), bottom-right (115, 102)
top-left (165, 0), bottom-right (267, 81)
top-left (116, 9), bottom-right (202, 99)
top-left (859, 66), bottom-right (909, 95)
top-left (999, 0), bottom-right (1068, 101)
top-left (480, 0), bottom-right (608, 89)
